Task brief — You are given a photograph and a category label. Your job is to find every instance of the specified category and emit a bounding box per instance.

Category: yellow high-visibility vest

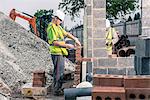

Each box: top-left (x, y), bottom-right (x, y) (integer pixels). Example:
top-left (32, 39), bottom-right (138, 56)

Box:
top-left (106, 27), bottom-right (116, 51)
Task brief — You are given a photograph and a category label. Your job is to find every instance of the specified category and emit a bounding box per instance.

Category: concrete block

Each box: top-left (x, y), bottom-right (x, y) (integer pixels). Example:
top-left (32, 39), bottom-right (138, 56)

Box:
top-left (93, 49), bottom-right (107, 57)
top-left (117, 57), bottom-right (134, 67)
top-left (93, 19), bottom-right (105, 28)
top-left (93, 39), bottom-right (105, 48)
top-left (86, 0), bottom-right (91, 5)
top-left (143, 0), bottom-right (150, 7)
top-left (108, 68), bottom-right (126, 75)
top-left (127, 68), bottom-right (136, 75)
top-left (21, 83), bottom-right (47, 97)
top-left (93, 59), bottom-right (98, 67)
top-left (142, 17), bottom-right (150, 27)
top-left (87, 16), bottom-right (92, 27)
top-left (93, 9), bottom-right (106, 19)
top-left (87, 39), bottom-right (92, 50)
top-left (93, 28), bottom-right (105, 38)
top-left (86, 6), bottom-right (92, 15)
top-left (141, 7), bottom-right (150, 18)
top-left (87, 50), bottom-right (92, 57)
top-left (98, 58), bottom-right (117, 67)
top-left (93, 0), bottom-right (106, 8)
top-left (93, 68), bottom-right (107, 74)
top-left (87, 28), bottom-right (92, 38)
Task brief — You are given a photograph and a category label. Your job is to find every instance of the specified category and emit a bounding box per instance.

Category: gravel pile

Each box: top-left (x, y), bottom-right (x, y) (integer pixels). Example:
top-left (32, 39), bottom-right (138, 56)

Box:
top-left (0, 12), bottom-right (75, 92)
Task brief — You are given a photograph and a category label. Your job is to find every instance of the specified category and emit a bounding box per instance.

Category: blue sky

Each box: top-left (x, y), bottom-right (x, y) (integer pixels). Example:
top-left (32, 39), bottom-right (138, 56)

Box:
top-left (0, 0), bottom-right (83, 30)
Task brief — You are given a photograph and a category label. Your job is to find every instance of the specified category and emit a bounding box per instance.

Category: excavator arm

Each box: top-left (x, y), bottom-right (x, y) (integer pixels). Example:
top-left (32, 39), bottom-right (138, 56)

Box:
top-left (9, 9), bottom-right (39, 37)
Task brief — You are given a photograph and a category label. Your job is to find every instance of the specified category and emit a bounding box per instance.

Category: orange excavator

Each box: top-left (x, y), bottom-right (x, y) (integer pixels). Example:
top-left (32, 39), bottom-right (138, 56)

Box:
top-left (9, 9), bottom-right (39, 37)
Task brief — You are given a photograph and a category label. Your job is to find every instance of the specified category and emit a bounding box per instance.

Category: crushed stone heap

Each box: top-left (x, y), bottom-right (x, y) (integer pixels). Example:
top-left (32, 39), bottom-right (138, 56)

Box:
top-left (0, 11), bottom-right (75, 92)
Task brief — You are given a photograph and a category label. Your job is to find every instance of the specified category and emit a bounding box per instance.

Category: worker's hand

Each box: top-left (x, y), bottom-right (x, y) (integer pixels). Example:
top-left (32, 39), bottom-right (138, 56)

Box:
top-left (74, 38), bottom-right (81, 46)
top-left (66, 44), bottom-right (75, 49)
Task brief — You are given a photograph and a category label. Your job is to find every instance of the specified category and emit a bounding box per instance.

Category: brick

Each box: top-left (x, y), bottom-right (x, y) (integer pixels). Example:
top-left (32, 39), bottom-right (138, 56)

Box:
top-left (93, 74), bottom-right (124, 87)
top-left (33, 79), bottom-right (45, 87)
top-left (92, 87), bottom-right (125, 100)
top-left (33, 70), bottom-right (46, 87)
top-left (126, 88), bottom-right (150, 100)
top-left (124, 75), bottom-right (150, 88)
top-left (81, 57), bottom-right (95, 62)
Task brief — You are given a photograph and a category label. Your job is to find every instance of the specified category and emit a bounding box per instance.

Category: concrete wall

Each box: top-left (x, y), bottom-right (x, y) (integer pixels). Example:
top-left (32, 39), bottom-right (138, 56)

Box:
top-left (84, 0), bottom-right (135, 75)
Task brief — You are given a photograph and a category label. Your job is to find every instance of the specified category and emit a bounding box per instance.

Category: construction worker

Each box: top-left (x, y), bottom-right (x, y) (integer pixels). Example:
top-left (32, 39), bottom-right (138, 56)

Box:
top-left (106, 19), bottom-right (119, 57)
top-left (47, 10), bottom-right (81, 95)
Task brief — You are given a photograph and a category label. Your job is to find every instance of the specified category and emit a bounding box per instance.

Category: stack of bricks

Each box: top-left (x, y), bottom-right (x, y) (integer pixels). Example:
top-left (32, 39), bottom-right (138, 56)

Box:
top-left (21, 70), bottom-right (47, 98)
top-left (124, 76), bottom-right (150, 100)
top-left (92, 74), bottom-right (125, 100)
top-left (92, 74), bottom-right (150, 100)
top-left (32, 70), bottom-right (46, 87)
top-left (73, 45), bottom-right (94, 86)
top-left (74, 46), bottom-right (82, 86)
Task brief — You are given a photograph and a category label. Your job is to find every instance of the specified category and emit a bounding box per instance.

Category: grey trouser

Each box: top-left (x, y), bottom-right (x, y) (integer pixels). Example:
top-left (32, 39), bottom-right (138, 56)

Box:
top-left (51, 55), bottom-right (64, 92)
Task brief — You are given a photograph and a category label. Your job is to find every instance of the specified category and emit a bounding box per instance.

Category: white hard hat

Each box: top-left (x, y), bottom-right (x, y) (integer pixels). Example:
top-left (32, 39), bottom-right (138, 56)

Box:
top-left (106, 19), bottom-right (111, 28)
top-left (54, 10), bottom-right (65, 21)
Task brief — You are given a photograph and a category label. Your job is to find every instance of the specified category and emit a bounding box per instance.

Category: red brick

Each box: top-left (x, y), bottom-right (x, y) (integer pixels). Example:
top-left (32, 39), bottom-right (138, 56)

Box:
top-left (93, 74), bottom-right (124, 87)
top-left (124, 75), bottom-right (150, 88)
top-left (92, 87), bottom-right (126, 100)
top-left (32, 70), bottom-right (46, 87)
top-left (126, 88), bottom-right (150, 100)
top-left (33, 79), bottom-right (46, 87)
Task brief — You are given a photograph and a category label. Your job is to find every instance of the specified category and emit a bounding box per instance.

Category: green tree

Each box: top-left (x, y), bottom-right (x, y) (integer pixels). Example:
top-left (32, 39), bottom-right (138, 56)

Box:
top-left (106, 0), bottom-right (137, 19)
top-left (59, 0), bottom-right (137, 19)
top-left (59, 0), bottom-right (84, 19)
